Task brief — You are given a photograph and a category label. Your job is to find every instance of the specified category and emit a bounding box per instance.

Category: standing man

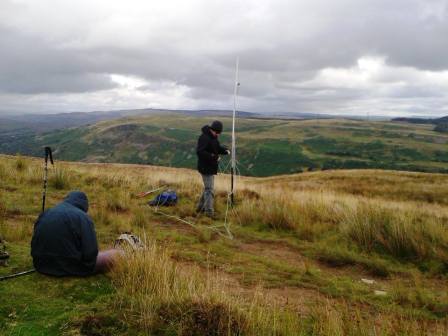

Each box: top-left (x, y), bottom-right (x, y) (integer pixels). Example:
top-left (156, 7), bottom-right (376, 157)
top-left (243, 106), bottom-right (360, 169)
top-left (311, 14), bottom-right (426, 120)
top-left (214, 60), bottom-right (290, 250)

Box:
top-left (196, 120), bottom-right (230, 218)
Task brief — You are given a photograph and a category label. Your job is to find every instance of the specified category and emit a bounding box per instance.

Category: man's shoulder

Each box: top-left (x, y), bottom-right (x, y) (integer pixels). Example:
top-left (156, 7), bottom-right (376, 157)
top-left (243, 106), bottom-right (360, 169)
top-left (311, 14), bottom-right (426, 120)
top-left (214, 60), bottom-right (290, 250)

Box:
top-left (49, 203), bottom-right (90, 220)
top-left (198, 132), bottom-right (211, 143)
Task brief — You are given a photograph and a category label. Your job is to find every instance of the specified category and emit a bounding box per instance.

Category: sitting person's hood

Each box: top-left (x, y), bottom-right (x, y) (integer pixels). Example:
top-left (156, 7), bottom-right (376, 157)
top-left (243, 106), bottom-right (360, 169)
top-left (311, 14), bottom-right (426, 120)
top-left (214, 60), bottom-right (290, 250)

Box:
top-left (64, 191), bottom-right (89, 213)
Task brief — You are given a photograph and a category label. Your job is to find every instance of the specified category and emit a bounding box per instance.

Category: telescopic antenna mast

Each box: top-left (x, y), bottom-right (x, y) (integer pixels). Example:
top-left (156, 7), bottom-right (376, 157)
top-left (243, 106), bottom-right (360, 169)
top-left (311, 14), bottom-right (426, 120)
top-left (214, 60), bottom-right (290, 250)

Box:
top-left (230, 57), bottom-right (239, 206)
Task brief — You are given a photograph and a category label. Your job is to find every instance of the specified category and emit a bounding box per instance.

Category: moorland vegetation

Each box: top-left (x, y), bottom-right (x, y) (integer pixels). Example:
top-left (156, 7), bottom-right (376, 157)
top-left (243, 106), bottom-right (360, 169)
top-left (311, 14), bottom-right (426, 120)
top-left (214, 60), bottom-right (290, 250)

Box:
top-left (0, 155), bottom-right (447, 335)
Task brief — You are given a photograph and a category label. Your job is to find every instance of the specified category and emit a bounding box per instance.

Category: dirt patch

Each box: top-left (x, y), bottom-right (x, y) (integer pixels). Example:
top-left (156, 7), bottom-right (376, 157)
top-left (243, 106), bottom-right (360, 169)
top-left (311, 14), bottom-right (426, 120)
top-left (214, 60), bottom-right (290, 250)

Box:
top-left (153, 217), bottom-right (201, 236)
top-left (79, 314), bottom-right (127, 336)
top-left (217, 273), bottom-right (323, 315)
top-left (265, 287), bottom-right (322, 315)
top-left (239, 241), bottom-right (306, 269)
top-left (176, 260), bottom-right (319, 316)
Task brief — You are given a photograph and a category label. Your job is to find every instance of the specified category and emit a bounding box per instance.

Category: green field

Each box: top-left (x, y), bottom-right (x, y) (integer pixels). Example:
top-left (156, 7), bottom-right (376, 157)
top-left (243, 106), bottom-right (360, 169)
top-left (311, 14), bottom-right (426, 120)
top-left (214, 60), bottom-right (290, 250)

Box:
top-left (1, 114), bottom-right (448, 176)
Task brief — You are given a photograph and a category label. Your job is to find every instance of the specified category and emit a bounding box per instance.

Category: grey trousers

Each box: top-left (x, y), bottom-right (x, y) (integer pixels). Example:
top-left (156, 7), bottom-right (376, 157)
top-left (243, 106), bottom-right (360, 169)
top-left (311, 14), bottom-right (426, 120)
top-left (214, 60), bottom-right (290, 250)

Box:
top-left (197, 174), bottom-right (215, 214)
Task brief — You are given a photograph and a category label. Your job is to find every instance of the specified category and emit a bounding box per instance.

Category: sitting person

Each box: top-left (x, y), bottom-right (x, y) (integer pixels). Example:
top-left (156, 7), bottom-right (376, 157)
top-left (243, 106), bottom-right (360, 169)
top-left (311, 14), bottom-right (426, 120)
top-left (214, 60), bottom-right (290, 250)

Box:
top-left (31, 191), bottom-right (122, 276)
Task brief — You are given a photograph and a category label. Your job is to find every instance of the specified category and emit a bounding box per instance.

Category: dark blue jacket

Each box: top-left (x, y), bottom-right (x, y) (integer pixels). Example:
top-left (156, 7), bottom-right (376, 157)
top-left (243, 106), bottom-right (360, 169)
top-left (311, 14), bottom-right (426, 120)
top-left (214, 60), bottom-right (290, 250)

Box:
top-left (196, 125), bottom-right (228, 175)
top-left (31, 191), bottom-right (98, 276)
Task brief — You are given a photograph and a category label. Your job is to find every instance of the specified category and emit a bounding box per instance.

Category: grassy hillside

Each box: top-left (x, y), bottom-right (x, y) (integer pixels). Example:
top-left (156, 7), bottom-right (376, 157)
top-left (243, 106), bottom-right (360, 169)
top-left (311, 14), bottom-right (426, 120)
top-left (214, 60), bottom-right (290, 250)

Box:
top-left (393, 116), bottom-right (448, 134)
top-left (1, 113), bottom-right (448, 177)
top-left (1, 154), bottom-right (448, 335)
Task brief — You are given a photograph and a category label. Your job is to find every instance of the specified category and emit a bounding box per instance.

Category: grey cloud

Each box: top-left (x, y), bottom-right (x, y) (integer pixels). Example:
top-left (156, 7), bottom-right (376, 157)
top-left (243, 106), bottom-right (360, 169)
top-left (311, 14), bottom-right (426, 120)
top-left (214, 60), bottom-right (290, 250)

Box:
top-left (0, 0), bottom-right (447, 116)
top-left (0, 26), bottom-right (117, 94)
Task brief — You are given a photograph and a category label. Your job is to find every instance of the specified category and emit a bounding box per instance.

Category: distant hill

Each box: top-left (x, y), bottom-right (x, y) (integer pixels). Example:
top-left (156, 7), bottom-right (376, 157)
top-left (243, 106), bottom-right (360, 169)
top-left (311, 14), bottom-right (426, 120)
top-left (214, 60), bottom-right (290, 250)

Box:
top-left (1, 108), bottom-right (233, 133)
top-left (393, 115), bottom-right (448, 124)
top-left (0, 118), bottom-right (32, 132)
top-left (1, 112), bottom-right (448, 176)
top-left (393, 115), bottom-right (448, 133)
top-left (0, 108), bottom-right (339, 134)
top-left (434, 123), bottom-right (448, 133)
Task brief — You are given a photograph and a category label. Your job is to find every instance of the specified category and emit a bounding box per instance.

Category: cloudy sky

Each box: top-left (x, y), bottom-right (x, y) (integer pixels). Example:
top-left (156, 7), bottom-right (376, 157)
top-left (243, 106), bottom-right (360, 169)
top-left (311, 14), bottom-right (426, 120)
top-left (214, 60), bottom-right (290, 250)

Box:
top-left (1, 0), bottom-right (447, 117)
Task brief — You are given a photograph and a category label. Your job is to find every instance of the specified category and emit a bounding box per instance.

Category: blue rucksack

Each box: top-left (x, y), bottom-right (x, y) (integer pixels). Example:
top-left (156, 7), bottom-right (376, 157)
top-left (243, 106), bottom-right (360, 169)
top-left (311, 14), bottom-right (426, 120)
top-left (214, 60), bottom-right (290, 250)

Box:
top-left (149, 190), bottom-right (178, 206)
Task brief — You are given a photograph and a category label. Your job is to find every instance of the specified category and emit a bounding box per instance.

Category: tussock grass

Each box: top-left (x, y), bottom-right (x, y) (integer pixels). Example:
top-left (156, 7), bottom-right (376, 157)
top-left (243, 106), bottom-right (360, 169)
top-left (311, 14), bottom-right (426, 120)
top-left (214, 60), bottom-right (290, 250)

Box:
top-left (0, 162), bottom-right (7, 181)
top-left (234, 196), bottom-right (339, 241)
top-left (105, 190), bottom-right (130, 212)
top-left (0, 217), bottom-right (34, 242)
top-left (308, 300), bottom-right (448, 336)
top-left (50, 168), bottom-right (71, 190)
top-left (238, 188), bottom-right (261, 200)
top-left (111, 217), bottom-right (133, 235)
top-left (314, 244), bottom-right (395, 278)
top-left (24, 166), bottom-right (43, 185)
top-left (175, 200), bottom-right (198, 218)
top-left (90, 206), bottom-right (113, 227)
top-left (4, 204), bottom-right (23, 217)
top-left (99, 173), bottom-right (133, 189)
top-left (0, 195), bottom-right (6, 237)
top-left (14, 155), bottom-right (26, 171)
top-left (111, 241), bottom-right (304, 335)
top-left (0, 196), bottom-right (5, 213)
top-left (130, 207), bottom-right (152, 228)
top-left (342, 202), bottom-right (448, 262)
top-left (390, 280), bottom-right (448, 318)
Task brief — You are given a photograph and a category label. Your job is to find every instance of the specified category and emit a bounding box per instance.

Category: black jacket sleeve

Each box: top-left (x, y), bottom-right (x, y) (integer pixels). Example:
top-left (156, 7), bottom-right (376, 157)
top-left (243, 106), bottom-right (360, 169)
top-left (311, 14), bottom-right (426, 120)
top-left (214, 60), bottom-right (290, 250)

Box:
top-left (217, 143), bottom-right (229, 155)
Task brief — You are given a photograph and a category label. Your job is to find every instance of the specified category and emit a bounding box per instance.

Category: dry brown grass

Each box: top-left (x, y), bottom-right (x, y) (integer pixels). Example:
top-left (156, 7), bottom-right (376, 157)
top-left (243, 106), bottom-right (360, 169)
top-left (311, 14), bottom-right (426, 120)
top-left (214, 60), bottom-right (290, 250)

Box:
top-left (308, 300), bottom-right (448, 336)
top-left (341, 201), bottom-right (448, 261)
top-left (234, 193), bottom-right (342, 240)
top-left (258, 169), bottom-right (448, 205)
top-left (111, 241), bottom-right (303, 335)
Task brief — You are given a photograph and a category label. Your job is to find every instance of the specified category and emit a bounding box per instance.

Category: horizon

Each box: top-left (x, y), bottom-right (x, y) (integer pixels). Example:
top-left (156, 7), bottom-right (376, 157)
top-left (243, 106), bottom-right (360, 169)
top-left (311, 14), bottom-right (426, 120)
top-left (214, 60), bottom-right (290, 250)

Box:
top-left (1, 106), bottom-right (446, 120)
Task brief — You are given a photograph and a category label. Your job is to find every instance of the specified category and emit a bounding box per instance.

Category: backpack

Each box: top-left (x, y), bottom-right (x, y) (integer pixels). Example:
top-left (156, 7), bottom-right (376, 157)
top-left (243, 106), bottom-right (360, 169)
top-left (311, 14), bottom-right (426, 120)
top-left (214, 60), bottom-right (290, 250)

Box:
top-left (149, 190), bottom-right (178, 206)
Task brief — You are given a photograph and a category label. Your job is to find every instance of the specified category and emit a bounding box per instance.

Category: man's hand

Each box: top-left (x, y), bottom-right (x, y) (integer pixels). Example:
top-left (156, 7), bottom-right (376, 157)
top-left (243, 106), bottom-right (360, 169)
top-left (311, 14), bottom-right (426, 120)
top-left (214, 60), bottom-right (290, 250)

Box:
top-left (226, 150), bottom-right (231, 155)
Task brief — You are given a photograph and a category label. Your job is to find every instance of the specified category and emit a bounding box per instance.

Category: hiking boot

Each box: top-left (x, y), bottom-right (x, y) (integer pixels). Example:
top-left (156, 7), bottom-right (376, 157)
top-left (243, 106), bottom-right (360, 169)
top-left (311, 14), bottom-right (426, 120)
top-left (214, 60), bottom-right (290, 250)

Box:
top-left (205, 211), bottom-right (217, 220)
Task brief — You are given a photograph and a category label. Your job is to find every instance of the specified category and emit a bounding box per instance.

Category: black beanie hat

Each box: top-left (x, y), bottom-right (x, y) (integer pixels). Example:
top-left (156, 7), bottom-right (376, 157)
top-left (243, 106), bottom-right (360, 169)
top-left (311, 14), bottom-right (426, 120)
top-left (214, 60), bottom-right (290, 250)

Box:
top-left (210, 120), bottom-right (223, 134)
